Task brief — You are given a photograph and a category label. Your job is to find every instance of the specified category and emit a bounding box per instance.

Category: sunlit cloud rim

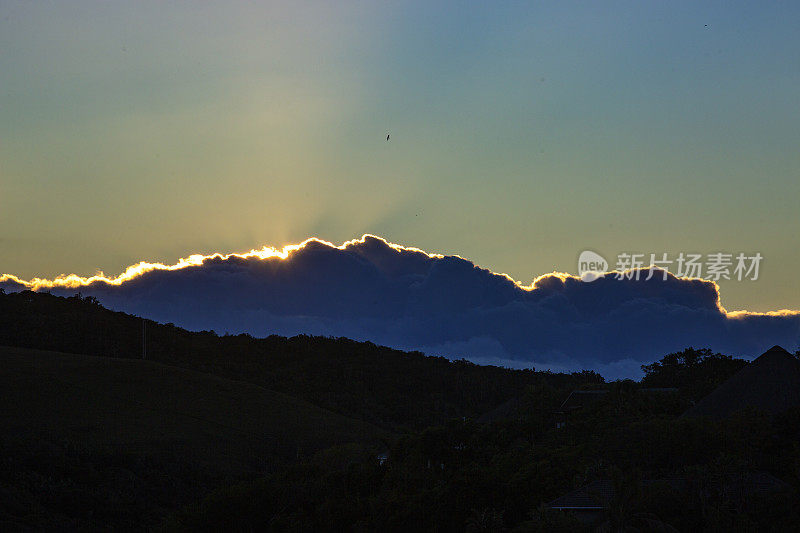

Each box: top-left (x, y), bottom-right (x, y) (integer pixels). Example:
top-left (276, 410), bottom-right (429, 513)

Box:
top-left (2, 234), bottom-right (799, 319)
top-left (0, 235), bottom-right (441, 291)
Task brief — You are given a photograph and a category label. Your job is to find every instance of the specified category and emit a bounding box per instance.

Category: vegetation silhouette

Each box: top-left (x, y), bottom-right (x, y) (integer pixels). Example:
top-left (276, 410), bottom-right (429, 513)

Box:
top-left (0, 290), bottom-right (798, 530)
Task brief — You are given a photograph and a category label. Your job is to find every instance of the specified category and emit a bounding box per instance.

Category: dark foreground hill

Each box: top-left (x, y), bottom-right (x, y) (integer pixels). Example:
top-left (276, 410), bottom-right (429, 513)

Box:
top-left (0, 345), bottom-right (381, 464)
top-left (1, 291), bottom-right (798, 530)
top-left (0, 345), bottom-right (384, 530)
top-left (0, 290), bottom-right (601, 430)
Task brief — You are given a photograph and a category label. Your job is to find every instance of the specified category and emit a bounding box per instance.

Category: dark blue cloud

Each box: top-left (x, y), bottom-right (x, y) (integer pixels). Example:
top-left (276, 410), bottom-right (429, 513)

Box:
top-left (3, 235), bottom-right (799, 378)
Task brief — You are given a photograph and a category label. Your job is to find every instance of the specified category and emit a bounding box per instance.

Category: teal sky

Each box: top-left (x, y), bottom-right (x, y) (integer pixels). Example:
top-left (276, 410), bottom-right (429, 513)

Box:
top-left (1, 1), bottom-right (798, 312)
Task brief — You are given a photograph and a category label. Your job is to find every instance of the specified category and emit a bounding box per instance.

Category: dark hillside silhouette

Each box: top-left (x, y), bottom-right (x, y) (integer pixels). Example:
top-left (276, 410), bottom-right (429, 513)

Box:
top-left (0, 345), bottom-right (384, 530)
top-left (1, 345), bottom-right (381, 461)
top-left (1, 291), bottom-right (798, 530)
top-left (0, 290), bottom-right (599, 430)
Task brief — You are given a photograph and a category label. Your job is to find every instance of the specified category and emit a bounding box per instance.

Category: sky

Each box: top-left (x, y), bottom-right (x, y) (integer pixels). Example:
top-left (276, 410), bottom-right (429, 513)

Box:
top-left (2, 1), bottom-right (799, 313)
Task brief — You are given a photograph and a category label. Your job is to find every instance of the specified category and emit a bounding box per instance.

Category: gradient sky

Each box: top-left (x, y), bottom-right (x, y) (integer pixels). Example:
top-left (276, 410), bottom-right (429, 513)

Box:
top-left (2, 1), bottom-right (799, 312)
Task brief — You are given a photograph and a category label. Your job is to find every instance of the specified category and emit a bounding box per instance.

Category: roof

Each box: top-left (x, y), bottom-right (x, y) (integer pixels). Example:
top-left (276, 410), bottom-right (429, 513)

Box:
top-left (559, 390), bottom-right (608, 411)
top-left (559, 388), bottom-right (679, 412)
top-left (479, 387), bottom-right (680, 423)
top-left (549, 472), bottom-right (789, 510)
top-left (682, 345), bottom-right (800, 419)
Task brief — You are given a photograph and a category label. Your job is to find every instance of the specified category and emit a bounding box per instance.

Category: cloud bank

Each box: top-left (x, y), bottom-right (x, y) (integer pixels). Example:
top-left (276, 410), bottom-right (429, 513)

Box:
top-left (3, 235), bottom-right (799, 378)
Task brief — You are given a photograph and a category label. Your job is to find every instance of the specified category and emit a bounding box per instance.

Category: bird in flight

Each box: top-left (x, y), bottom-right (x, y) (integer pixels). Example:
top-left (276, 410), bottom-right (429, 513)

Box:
top-left (386, 133), bottom-right (390, 141)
